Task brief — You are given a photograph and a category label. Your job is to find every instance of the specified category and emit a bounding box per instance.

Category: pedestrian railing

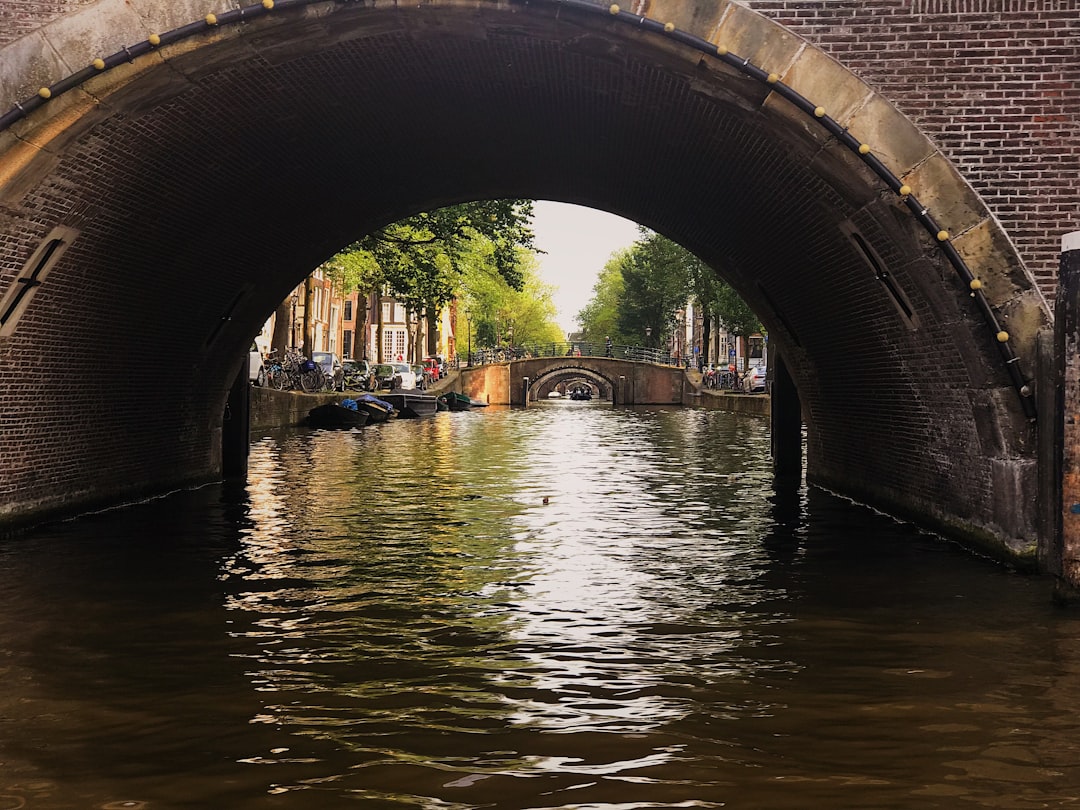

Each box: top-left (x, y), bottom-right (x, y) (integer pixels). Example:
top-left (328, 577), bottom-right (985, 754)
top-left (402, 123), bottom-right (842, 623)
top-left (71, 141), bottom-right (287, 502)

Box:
top-left (467, 342), bottom-right (685, 367)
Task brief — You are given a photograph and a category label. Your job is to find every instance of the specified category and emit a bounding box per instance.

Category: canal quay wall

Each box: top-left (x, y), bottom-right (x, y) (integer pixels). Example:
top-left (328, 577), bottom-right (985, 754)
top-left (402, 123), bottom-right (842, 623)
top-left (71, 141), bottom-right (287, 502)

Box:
top-left (249, 370), bottom-right (767, 432)
top-left (250, 374), bottom-right (463, 432)
top-left (683, 386), bottom-right (770, 418)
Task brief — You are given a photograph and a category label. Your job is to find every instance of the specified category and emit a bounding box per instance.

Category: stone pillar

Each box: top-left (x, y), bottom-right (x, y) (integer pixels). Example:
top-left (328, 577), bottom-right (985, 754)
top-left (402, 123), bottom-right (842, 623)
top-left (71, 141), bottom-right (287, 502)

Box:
top-left (771, 353), bottom-right (802, 482)
top-left (521, 377), bottom-right (530, 409)
top-left (222, 357), bottom-right (250, 478)
top-left (1057, 231), bottom-right (1080, 590)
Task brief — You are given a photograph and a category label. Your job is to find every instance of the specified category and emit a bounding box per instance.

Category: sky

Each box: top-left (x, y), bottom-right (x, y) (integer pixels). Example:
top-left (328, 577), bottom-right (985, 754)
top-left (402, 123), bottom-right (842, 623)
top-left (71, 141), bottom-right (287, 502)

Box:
top-left (530, 200), bottom-right (641, 335)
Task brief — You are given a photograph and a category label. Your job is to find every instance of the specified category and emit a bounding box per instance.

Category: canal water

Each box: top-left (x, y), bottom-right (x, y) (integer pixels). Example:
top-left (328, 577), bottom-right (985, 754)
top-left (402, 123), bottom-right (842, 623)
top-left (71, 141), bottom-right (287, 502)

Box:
top-left (1, 401), bottom-right (1079, 809)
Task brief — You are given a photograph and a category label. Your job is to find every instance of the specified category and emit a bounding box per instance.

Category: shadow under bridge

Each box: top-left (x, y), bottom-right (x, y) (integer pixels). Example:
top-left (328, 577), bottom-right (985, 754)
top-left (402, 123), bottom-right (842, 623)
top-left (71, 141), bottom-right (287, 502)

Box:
top-left (461, 358), bottom-right (688, 407)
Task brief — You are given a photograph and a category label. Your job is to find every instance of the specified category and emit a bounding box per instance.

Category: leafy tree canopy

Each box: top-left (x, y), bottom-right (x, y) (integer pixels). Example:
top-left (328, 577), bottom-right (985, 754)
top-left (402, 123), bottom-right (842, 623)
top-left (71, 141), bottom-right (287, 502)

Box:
top-left (457, 244), bottom-right (564, 348)
top-left (576, 229), bottom-right (763, 352)
top-left (321, 199), bottom-right (534, 307)
top-left (577, 251), bottom-right (631, 345)
top-left (616, 230), bottom-right (695, 345)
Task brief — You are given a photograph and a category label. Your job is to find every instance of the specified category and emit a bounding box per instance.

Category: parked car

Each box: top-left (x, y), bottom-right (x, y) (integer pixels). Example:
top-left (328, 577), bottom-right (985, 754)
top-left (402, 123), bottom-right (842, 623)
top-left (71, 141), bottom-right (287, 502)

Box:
top-left (422, 358), bottom-right (441, 382)
top-left (412, 364), bottom-right (432, 390)
top-left (392, 362), bottom-right (417, 390)
top-left (371, 363), bottom-right (402, 391)
top-left (745, 365), bottom-right (767, 393)
top-left (312, 351), bottom-right (343, 390)
top-left (249, 342), bottom-right (266, 387)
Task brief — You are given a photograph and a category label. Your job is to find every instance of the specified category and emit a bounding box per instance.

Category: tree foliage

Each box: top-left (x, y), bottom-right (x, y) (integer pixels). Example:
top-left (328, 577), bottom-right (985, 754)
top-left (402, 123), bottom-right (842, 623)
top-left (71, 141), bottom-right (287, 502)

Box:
top-left (576, 252), bottom-right (630, 345)
top-left (320, 200), bottom-right (535, 308)
top-left (456, 244), bottom-right (564, 350)
top-left (576, 230), bottom-right (763, 361)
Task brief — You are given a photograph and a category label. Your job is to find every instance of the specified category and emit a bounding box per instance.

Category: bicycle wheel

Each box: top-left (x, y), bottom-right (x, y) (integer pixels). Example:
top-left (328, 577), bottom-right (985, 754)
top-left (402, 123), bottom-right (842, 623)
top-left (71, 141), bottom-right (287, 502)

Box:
top-left (300, 368), bottom-right (323, 393)
top-left (269, 366), bottom-right (287, 390)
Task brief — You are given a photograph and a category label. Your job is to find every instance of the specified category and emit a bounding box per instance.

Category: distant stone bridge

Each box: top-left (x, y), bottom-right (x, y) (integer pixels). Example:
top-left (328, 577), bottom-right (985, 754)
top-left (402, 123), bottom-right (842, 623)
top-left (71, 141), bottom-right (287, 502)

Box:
top-left (459, 357), bottom-right (687, 407)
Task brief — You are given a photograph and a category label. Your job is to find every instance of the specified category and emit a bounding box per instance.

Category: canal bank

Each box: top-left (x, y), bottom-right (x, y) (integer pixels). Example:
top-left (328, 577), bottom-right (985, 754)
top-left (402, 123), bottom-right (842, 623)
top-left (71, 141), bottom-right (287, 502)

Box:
top-left (250, 372), bottom-right (463, 432)
top-left (682, 369), bottom-right (771, 417)
top-left (251, 370), bottom-right (769, 432)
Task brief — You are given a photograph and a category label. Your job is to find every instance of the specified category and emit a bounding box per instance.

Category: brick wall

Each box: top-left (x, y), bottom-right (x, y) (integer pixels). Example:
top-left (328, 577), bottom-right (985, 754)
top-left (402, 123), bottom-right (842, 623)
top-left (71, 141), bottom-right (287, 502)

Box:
top-left (746, 0), bottom-right (1080, 294)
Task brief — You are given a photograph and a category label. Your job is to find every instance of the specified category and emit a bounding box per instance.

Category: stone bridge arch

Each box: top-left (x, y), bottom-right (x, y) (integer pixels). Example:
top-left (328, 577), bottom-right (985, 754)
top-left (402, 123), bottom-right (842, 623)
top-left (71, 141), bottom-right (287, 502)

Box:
top-left (0, 0), bottom-right (1058, 562)
top-left (531, 368), bottom-right (612, 402)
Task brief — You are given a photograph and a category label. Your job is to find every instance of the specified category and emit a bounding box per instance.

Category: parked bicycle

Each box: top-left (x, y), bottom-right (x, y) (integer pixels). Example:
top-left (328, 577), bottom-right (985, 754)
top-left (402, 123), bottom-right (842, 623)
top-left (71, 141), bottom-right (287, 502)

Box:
top-left (263, 348), bottom-right (325, 392)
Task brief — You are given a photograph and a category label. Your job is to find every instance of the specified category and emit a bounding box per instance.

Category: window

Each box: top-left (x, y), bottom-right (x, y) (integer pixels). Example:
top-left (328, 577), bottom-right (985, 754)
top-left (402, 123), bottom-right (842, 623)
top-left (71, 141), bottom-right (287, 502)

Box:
top-left (0, 226), bottom-right (78, 338)
top-left (344, 300), bottom-right (353, 322)
top-left (342, 330), bottom-right (352, 356)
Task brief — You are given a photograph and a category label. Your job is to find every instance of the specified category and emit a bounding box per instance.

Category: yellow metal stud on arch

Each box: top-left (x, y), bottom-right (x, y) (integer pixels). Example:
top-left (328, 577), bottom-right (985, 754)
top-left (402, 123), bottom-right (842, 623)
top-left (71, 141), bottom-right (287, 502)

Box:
top-left (205, 12), bottom-right (218, 25)
top-left (92, 58), bottom-right (106, 70)
top-left (898, 184), bottom-right (912, 197)
top-left (609, 4), bottom-right (620, 14)
top-left (969, 279), bottom-right (983, 291)
top-left (664, 22), bottom-right (675, 32)
top-left (767, 73), bottom-right (779, 84)
top-left (262, 0), bottom-right (274, 7)
top-left (858, 143), bottom-right (870, 155)
top-left (937, 230), bottom-right (950, 241)
top-left (38, 87), bottom-right (51, 99)
top-left (149, 34), bottom-right (161, 46)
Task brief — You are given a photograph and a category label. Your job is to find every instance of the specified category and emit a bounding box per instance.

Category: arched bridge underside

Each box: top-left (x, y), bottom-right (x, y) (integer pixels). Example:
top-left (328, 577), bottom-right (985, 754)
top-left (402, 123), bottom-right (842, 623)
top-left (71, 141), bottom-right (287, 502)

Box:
top-left (0, 0), bottom-right (1054, 560)
top-left (532, 369), bottom-right (611, 401)
top-left (460, 358), bottom-right (685, 406)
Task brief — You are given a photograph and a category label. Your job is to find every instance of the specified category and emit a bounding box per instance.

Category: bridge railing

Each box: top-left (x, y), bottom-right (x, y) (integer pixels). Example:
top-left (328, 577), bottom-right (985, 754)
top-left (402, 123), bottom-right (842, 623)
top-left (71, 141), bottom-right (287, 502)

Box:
top-left (467, 342), bottom-right (684, 367)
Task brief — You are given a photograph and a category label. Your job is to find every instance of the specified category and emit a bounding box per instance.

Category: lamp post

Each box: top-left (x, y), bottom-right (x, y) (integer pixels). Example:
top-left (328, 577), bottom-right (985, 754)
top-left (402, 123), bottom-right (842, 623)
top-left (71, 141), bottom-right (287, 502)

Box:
top-left (644, 325), bottom-right (652, 361)
top-left (465, 309), bottom-right (472, 367)
top-left (675, 309), bottom-right (685, 367)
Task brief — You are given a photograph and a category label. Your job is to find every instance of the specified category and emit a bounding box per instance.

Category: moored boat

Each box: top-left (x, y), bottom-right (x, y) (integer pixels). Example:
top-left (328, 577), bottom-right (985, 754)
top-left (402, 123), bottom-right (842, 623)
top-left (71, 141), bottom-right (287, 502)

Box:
top-left (354, 393), bottom-right (395, 423)
top-left (379, 392), bottom-right (440, 418)
top-left (307, 402), bottom-right (370, 429)
top-left (442, 391), bottom-right (473, 411)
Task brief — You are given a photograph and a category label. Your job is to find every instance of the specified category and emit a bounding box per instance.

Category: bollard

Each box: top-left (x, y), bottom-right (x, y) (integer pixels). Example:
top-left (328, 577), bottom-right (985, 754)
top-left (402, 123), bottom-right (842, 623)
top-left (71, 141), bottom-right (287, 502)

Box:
top-left (522, 376), bottom-right (530, 408)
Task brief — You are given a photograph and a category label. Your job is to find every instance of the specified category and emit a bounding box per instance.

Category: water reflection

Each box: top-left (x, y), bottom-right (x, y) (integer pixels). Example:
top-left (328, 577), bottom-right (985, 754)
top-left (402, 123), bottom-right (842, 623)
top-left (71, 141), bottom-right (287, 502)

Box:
top-left (1, 404), bottom-right (1078, 808)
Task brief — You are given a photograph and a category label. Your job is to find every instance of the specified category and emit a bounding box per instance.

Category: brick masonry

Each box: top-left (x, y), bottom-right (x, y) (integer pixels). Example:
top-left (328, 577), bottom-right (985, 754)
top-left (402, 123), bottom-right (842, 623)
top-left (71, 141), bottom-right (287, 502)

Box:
top-left (744, 0), bottom-right (1080, 295)
top-left (0, 0), bottom-right (1073, 562)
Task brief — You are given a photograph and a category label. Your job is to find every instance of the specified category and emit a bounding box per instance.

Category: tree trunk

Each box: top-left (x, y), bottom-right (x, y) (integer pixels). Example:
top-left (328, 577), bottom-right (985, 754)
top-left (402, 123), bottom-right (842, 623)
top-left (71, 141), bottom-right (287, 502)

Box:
top-left (270, 299), bottom-right (290, 358)
top-left (302, 275), bottom-right (314, 358)
top-left (354, 292), bottom-right (368, 361)
top-left (427, 310), bottom-right (438, 357)
top-left (700, 305), bottom-right (711, 367)
top-left (376, 293), bottom-right (385, 363)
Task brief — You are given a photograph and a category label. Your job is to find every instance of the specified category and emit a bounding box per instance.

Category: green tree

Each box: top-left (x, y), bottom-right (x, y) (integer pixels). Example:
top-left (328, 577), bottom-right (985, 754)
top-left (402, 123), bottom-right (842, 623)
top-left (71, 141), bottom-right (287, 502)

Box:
top-left (456, 246), bottom-right (564, 353)
top-left (311, 200), bottom-right (536, 362)
top-left (577, 252), bottom-right (630, 345)
top-left (616, 231), bottom-right (693, 349)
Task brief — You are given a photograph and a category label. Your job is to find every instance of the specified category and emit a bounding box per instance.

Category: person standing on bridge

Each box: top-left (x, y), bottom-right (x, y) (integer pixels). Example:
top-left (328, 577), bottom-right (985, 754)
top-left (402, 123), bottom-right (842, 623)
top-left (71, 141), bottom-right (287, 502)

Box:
top-left (605, 336), bottom-right (613, 357)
